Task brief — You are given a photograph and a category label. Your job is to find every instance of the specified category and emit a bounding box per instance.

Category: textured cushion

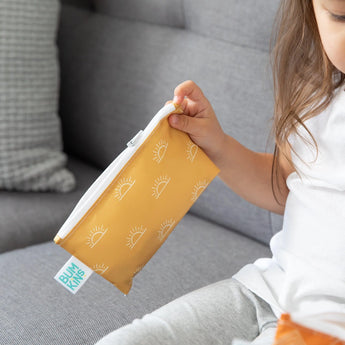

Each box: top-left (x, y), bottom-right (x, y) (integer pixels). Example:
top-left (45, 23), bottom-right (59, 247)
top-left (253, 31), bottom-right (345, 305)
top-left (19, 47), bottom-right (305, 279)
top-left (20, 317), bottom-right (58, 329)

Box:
top-left (0, 156), bottom-right (101, 253)
top-left (0, 213), bottom-right (271, 344)
top-left (57, 5), bottom-right (284, 244)
top-left (0, 0), bottom-right (75, 192)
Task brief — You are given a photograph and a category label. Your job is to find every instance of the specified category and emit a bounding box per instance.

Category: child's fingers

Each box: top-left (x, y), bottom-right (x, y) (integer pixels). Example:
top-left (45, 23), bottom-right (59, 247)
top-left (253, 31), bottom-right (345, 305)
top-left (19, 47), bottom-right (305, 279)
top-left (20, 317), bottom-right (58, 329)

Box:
top-left (181, 97), bottom-right (203, 117)
top-left (165, 98), bottom-right (188, 113)
top-left (173, 80), bottom-right (208, 109)
top-left (165, 97), bottom-right (202, 117)
top-left (165, 98), bottom-right (187, 109)
top-left (168, 113), bottom-right (202, 136)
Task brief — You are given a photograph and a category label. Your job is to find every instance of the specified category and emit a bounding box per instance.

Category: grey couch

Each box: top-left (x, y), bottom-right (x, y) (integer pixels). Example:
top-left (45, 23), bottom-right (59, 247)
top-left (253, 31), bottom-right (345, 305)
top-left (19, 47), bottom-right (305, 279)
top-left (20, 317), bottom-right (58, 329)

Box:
top-left (0, 0), bottom-right (284, 344)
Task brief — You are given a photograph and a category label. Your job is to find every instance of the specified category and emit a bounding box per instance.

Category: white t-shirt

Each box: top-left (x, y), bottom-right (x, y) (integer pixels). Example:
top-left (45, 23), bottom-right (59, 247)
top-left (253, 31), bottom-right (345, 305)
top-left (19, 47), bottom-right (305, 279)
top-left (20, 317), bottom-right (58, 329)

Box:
top-left (233, 85), bottom-right (345, 340)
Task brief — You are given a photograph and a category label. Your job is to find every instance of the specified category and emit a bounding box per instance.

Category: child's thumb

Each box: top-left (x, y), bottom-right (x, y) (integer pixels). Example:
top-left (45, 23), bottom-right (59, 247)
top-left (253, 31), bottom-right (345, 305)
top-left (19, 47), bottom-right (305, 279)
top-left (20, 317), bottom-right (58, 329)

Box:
top-left (168, 114), bottom-right (195, 134)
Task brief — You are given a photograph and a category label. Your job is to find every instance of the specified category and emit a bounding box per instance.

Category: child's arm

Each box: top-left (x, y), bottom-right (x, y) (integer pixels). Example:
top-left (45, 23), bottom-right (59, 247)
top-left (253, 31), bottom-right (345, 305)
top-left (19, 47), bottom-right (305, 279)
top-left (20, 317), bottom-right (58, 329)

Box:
top-left (168, 80), bottom-right (292, 215)
top-left (212, 136), bottom-right (291, 215)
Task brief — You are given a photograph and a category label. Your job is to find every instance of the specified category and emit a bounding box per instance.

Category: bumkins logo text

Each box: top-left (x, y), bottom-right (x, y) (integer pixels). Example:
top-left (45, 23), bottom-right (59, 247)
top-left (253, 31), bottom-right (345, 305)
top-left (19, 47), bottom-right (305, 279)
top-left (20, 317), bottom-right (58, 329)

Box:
top-left (59, 262), bottom-right (86, 292)
top-left (54, 256), bottom-right (93, 294)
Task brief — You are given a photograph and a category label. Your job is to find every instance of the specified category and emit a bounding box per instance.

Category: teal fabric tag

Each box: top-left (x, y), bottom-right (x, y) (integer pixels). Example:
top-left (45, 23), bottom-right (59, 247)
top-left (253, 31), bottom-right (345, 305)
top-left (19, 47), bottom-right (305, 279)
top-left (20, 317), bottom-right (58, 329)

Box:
top-left (54, 256), bottom-right (93, 294)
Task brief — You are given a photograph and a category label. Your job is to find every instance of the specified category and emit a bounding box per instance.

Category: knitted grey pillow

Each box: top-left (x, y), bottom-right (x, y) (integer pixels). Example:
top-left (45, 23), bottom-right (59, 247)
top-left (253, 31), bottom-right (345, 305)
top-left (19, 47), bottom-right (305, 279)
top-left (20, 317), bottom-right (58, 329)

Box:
top-left (0, 0), bottom-right (76, 193)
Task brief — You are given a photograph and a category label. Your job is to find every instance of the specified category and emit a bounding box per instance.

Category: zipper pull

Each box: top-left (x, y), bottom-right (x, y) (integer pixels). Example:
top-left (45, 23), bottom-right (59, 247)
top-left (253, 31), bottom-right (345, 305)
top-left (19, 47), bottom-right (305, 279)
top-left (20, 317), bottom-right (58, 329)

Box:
top-left (127, 130), bottom-right (143, 147)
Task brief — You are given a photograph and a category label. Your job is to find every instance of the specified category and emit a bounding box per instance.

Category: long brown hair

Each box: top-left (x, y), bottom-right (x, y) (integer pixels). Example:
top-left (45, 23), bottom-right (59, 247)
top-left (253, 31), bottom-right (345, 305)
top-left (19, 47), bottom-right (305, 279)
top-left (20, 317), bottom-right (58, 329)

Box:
top-left (269, 0), bottom-right (345, 207)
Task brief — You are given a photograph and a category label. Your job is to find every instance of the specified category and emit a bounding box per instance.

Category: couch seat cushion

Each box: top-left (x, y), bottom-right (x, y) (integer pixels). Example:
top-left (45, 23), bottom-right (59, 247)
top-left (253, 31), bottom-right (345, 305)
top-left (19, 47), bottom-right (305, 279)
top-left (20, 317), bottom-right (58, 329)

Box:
top-left (0, 156), bottom-right (101, 253)
top-left (0, 213), bottom-right (270, 344)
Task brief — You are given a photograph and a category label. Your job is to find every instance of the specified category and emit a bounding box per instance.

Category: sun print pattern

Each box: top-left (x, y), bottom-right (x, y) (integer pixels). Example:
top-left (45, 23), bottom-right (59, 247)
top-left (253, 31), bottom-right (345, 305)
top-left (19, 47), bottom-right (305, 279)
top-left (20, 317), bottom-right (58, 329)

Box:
top-left (186, 141), bottom-right (198, 162)
top-left (92, 263), bottom-right (109, 275)
top-left (126, 225), bottom-right (147, 249)
top-left (191, 179), bottom-right (209, 202)
top-left (114, 177), bottom-right (136, 201)
top-left (153, 139), bottom-right (168, 164)
top-left (158, 218), bottom-right (176, 241)
top-left (86, 225), bottom-right (108, 249)
top-left (57, 108), bottom-right (220, 296)
top-left (152, 175), bottom-right (171, 199)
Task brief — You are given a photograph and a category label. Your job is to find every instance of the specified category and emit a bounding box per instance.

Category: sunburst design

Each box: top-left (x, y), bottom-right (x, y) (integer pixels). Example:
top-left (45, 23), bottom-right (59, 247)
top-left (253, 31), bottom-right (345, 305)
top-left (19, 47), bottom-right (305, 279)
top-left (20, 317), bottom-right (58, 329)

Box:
top-left (157, 218), bottom-right (176, 241)
top-left (153, 139), bottom-right (168, 164)
top-left (186, 140), bottom-right (198, 162)
top-left (191, 179), bottom-right (209, 202)
top-left (92, 263), bottom-right (109, 275)
top-left (152, 175), bottom-right (171, 199)
top-left (126, 225), bottom-right (147, 250)
top-left (114, 177), bottom-right (136, 201)
top-left (86, 225), bottom-right (108, 249)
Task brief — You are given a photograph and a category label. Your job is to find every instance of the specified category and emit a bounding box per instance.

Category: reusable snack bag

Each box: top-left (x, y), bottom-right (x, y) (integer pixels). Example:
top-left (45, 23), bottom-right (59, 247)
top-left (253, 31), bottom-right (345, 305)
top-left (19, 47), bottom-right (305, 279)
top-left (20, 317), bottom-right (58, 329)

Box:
top-left (54, 102), bottom-right (220, 294)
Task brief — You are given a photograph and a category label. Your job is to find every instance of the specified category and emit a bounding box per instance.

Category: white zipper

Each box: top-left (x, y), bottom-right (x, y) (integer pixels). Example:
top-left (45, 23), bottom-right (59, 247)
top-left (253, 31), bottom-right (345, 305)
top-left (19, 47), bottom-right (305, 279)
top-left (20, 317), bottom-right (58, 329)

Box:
top-left (56, 102), bottom-right (179, 239)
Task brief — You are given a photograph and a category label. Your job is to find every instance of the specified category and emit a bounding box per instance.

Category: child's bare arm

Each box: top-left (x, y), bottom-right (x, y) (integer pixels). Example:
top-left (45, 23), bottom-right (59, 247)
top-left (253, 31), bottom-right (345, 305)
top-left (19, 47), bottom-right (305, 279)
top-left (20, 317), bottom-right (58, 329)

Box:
top-left (212, 136), bottom-right (291, 215)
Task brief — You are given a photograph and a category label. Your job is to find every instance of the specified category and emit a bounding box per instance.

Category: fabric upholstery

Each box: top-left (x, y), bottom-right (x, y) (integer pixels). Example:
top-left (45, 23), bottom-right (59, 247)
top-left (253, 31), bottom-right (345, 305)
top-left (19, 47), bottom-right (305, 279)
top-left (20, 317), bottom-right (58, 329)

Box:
top-left (0, 156), bottom-right (101, 253)
top-left (0, 0), bottom-right (75, 193)
top-left (57, 4), bottom-right (284, 244)
top-left (183, 0), bottom-right (279, 50)
top-left (0, 213), bottom-right (271, 344)
top-left (95, 0), bottom-right (185, 28)
top-left (94, 0), bottom-right (279, 51)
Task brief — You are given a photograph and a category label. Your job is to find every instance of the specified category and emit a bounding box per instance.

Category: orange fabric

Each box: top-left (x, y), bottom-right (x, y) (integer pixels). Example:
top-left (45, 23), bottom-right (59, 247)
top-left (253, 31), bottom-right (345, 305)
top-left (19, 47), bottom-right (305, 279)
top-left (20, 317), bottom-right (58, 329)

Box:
top-left (274, 313), bottom-right (345, 345)
top-left (54, 105), bottom-right (220, 294)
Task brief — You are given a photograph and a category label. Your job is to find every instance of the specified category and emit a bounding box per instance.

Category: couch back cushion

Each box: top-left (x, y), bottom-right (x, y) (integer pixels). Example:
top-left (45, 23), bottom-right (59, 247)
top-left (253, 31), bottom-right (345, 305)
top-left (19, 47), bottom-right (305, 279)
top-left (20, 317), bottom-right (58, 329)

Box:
top-left (95, 0), bottom-right (278, 49)
top-left (95, 0), bottom-right (185, 28)
top-left (57, 0), bottom-right (283, 244)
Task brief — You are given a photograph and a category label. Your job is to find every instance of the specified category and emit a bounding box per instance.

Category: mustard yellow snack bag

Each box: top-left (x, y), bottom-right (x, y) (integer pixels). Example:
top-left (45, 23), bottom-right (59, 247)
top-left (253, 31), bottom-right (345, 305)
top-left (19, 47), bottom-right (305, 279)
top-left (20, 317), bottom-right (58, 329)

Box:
top-left (54, 102), bottom-right (220, 294)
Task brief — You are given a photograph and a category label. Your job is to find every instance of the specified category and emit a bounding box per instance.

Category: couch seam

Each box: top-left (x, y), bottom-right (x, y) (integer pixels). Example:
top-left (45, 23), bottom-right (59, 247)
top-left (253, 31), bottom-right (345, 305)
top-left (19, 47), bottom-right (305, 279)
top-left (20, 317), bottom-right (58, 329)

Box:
top-left (62, 3), bottom-right (270, 54)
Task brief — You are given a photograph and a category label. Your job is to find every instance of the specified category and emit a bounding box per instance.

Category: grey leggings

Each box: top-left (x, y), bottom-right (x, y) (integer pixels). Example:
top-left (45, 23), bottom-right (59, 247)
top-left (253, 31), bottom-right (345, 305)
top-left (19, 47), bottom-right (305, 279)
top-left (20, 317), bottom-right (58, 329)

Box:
top-left (95, 278), bottom-right (278, 345)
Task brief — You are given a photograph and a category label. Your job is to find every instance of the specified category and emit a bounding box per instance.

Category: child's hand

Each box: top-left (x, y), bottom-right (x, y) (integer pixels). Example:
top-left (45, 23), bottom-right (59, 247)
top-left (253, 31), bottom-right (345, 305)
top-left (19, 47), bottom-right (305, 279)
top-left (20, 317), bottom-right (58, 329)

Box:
top-left (166, 80), bottom-right (226, 163)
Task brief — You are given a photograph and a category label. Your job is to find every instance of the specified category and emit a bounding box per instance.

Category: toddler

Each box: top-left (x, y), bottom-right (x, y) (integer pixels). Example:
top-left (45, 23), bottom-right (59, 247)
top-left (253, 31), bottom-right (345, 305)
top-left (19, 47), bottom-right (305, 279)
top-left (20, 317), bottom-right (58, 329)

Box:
top-left (96, 0), bottom-right (345, 343)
